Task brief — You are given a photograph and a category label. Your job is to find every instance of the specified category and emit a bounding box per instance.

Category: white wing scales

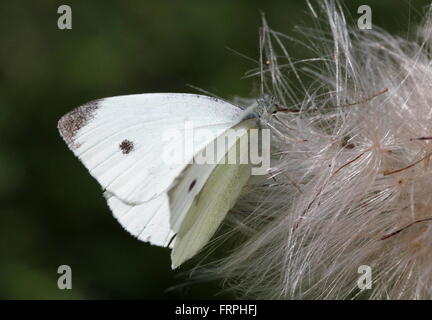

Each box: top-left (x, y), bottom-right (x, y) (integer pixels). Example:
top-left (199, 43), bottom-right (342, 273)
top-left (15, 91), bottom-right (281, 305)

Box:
top-left (58, 93), bottom-right (243, 204)
top-left (105, 192), bottom-right (175, 247)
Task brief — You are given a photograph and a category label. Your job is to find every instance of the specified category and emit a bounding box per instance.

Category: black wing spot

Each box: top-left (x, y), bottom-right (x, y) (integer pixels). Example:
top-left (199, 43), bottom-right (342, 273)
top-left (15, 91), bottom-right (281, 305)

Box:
top-left (119, 139), bottom-right (134, 154)
top-left (188, 179), bottom-right (197, 192)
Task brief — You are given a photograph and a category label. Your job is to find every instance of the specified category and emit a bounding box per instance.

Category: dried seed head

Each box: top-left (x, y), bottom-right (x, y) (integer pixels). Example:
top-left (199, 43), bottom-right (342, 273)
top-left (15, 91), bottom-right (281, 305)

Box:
top-left (207, 0), bottom-right (432, 299)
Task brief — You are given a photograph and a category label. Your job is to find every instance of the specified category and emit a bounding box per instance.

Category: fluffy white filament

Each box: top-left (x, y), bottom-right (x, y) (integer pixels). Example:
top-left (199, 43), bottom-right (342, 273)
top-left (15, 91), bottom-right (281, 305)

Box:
top-left (209, 0), bottom-right (432, 299)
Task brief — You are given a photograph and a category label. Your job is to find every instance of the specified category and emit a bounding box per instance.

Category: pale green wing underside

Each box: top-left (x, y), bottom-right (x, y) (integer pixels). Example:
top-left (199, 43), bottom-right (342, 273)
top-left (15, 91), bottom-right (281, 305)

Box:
top-left (170, 129), bottom-right (252, 268)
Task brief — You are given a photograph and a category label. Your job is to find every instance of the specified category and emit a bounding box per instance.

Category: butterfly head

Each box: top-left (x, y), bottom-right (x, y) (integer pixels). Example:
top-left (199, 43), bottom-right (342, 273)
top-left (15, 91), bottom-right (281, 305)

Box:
top-left (239, 95), bottom-right (280, 126)
top-left (257, 95), bottom-right (277, 117)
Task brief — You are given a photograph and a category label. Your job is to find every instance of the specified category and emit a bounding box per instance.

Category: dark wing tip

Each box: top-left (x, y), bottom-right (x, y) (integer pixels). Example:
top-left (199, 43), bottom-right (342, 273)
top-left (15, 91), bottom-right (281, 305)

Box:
top-left (57, 99), bottom-right (101, 149)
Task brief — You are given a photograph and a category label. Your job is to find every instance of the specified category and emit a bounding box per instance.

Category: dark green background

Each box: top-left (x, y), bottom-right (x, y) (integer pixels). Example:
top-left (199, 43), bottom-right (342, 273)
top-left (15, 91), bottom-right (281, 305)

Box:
top-left (0, 0), bottom-right (429, 299)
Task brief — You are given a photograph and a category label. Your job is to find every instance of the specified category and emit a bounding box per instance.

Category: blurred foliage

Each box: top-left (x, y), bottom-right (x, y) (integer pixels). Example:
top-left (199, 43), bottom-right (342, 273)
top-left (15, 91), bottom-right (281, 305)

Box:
top-left (0, 0), bottom-right (430, 299)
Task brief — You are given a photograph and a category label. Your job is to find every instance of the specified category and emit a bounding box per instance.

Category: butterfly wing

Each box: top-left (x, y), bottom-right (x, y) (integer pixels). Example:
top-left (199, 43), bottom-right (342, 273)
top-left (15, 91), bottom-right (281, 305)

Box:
top-left (168, 119), bottom-right (255, 232)
top-left (58, 93), bottom-right (243, 204)
top-left (58, 93), bottom-right (258, 263)
top-left (105, 120), bottom-right (256, 251)
top-left (104, 192), bottom-right (175, 247)
top-left (170, 121), bottom-right (254, 268)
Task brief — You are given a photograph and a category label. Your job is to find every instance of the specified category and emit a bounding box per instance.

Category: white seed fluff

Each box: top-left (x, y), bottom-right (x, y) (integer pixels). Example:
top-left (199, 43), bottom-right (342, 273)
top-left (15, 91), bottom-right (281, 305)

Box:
top-left (209, 0), bottom-right (432, 299)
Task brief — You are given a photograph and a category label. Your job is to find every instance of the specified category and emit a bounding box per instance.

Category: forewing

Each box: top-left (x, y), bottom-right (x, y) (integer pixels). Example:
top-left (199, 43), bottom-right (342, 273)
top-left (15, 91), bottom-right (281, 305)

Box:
top-left (58, 93), bottom-right (243, 204)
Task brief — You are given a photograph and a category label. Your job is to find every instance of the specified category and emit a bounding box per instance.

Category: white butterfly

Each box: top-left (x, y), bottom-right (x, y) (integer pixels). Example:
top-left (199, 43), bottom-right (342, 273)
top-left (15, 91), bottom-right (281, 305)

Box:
top-left (58, 93), bottom-right (273, 268)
